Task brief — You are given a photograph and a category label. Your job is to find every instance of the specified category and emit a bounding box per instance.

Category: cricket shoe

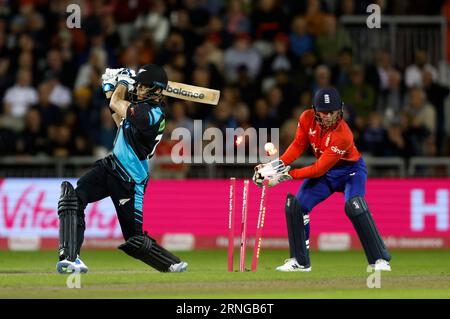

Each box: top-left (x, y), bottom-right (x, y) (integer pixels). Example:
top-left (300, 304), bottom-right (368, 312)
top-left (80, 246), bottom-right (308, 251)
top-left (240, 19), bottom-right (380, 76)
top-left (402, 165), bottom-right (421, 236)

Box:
top-left (56, 256), bottom-right (89, 274)
top-left (169, 261), bottom-right (188, 273)
top-left (276, 258), bottom-right (311, 272)
top-left (370, 259), bottom-right (391, 272)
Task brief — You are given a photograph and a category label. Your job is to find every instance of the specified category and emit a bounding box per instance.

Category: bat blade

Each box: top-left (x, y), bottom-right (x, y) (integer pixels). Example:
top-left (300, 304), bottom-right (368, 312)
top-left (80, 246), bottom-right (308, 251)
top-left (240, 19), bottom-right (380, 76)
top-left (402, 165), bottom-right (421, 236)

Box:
top-left (163, 81), bottom-right (220, 105)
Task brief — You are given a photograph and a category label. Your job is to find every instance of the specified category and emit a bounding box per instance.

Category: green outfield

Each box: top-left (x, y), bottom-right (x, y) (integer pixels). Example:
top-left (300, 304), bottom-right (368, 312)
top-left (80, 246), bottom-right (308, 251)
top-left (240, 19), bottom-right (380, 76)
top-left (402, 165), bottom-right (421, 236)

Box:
top-left (0, 249), bottom-right (449, 298)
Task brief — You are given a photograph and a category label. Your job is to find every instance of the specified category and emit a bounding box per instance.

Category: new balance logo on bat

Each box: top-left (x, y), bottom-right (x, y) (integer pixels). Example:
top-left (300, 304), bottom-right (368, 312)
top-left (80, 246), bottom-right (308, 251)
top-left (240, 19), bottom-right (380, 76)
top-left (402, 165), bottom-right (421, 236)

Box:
top-left (166, 84), bottom-right (205, 99)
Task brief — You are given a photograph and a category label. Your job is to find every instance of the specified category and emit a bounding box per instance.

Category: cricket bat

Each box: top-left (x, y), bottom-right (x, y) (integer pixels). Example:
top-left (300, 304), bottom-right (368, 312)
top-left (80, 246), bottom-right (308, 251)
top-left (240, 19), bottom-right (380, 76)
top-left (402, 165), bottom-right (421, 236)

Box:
top-left (163, 81), bottom-right (220, 105)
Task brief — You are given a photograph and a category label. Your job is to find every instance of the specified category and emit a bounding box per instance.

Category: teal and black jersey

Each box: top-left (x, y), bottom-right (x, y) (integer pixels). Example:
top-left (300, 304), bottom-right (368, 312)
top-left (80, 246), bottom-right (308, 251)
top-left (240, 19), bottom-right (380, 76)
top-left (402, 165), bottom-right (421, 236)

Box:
top-left (111, 101), bottom-right (165, 184)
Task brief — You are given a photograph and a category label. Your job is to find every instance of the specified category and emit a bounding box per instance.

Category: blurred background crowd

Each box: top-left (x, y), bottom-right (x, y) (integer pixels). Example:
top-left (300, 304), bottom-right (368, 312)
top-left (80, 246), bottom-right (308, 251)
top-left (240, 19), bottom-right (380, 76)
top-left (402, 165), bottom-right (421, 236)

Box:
top-left (0, 0), bottom-right (450, 165)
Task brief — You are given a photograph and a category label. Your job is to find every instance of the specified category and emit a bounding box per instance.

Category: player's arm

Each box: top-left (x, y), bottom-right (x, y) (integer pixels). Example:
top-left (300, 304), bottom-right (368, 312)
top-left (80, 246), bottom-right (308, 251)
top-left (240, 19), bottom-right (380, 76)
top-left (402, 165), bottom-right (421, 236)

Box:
top-left (104, 90), bottom-right (122, 127)
top-left (279, 114), bottom-right (309, 165)
top-left (109, 83), bottom-right (131, 119)
top-left (289, 138), bottom-right (351, 179)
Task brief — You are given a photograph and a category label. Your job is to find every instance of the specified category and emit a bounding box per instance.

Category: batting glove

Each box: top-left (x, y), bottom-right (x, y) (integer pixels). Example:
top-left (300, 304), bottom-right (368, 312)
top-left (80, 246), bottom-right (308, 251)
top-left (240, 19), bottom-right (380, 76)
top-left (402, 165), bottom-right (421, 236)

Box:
top-left (116, 68), bottom-right (136, 92)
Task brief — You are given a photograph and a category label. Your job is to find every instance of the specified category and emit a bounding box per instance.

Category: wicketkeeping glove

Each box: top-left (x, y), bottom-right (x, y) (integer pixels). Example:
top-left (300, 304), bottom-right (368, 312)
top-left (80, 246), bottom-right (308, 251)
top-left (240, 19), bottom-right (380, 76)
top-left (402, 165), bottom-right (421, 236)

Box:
top-left (267, 168), bottom-right (292, 188)
top-left (255, 159), bottom-right (292, 188)
top-left (252, 164), bottom-right (264, 187)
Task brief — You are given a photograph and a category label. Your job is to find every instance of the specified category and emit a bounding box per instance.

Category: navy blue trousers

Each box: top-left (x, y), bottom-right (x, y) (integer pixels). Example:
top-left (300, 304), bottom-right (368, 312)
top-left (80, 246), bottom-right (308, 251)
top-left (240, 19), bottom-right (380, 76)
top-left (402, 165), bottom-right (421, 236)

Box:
top-left (296, 158), bottom-right (368, 242)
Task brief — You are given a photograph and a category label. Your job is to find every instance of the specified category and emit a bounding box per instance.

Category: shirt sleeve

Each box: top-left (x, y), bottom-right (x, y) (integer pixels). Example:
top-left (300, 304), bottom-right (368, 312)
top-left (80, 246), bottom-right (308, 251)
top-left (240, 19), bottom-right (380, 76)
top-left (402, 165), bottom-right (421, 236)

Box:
top-left (280, 113), bottom-right (309, 165)
top-left (288, 135), bottom-right (352, 179)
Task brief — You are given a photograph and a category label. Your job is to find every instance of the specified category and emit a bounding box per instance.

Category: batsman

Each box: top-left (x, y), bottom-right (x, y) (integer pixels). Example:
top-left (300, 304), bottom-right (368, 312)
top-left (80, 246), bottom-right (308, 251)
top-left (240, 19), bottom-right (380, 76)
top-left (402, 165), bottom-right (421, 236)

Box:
top-left (253, 87), bottom-right (391, 272)
top-left (56, 65), bottom-right (188, 273)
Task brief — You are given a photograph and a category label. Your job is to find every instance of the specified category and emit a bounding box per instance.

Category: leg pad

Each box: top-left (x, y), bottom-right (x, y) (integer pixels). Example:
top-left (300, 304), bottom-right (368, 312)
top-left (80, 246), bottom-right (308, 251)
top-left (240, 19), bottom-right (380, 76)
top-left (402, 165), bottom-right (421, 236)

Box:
top-left (118, 232), bottom-right (181, 272)
top-left (345, 196), bottom-right (391, 264)
top-left (58, 181), bottom-right (80, 262)
top-left (285, 193), bottom-right (310, 267)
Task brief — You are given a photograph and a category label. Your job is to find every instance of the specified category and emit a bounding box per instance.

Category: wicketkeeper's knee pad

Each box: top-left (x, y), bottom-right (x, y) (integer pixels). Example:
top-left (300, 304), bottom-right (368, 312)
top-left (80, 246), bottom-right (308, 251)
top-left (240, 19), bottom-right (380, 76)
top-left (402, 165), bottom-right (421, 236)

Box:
top-left (345, 196), bottom-right (391, 264)
top-left (118, 232), bottom-right (181, 272)
top-left (58, 181), bottom-right (84, 262)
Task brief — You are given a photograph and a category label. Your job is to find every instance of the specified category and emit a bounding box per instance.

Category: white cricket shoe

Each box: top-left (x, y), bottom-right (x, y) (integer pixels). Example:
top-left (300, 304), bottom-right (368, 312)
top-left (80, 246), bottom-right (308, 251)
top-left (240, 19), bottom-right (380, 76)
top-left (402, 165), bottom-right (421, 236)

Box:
top-left (371, 259), bottom-right (391, 271)
top-left (276, 258), bottom-right (311, 272)
top-left (56, 256), bottom-right (89, 274)
top-left (169, 261), bottom-right (188, 273)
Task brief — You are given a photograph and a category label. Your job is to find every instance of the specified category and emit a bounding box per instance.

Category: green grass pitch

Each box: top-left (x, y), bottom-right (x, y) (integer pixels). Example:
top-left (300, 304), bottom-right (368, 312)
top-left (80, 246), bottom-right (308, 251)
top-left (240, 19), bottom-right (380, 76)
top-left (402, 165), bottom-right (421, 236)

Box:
top-left (0, 249), bottom-right (449, 298)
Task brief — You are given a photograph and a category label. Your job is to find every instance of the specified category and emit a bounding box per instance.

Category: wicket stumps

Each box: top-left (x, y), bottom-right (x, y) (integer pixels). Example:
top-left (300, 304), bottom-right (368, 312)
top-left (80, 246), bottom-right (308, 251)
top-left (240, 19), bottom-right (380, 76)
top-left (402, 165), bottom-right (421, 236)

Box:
top-left (251, 179), bottom-right (269, 271)
top-left (228, 178), bottom-right (268, 272)
top-left (227, 178), bottom-right (236, 272)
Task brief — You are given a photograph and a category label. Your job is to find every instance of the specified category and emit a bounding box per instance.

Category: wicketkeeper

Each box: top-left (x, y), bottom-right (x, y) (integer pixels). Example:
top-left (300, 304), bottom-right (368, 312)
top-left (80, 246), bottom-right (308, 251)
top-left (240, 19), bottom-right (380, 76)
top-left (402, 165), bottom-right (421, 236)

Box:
top-left (56, 65), bottom-right (188, 273)
top-left (253, 87), bottom-right (391, 272)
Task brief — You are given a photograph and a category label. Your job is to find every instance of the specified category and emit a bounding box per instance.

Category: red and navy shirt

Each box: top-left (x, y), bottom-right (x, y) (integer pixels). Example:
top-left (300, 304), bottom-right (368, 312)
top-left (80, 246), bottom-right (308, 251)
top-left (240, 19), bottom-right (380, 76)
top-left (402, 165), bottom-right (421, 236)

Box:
top-left (280, 109), bottom-right (361, 179)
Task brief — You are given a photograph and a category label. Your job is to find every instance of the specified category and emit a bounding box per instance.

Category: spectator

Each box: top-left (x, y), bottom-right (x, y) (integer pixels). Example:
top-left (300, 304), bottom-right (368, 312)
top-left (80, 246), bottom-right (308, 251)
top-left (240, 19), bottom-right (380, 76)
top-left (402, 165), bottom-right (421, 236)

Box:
top-left (192, 44), bottom-right (223, 89)
top-left (291, 52), bottom-right (318, 92)
top-left (202, 38), bottom-right (225, 74)
top-left (403, 87), bottom-right (436, 135)
top-left (385, 123), bottom-right (407, 157)
top-left (114, 0), bottom-right (152, 46)
top-left (250, 0), bottom-right (287, 42)
top-left (223, 33), bottom-right (262, 82)
top-left (49, 124), bottom-right (73, 158)
top-left (101, 12), bottom-right (122, 58)
top-left (303, 0), bottom-right (329, 37)
top-left (155, 31), bottom-right (185, 66)
top-left (311, 64), bottom-right (332, 95)
top-left (261, 33), bottom-right (294, 80)
top-left (403, 114), bottom-right (432, 157)
top-left (134, 0), bottom-right (170, 49)
top-left (44, 72), bottom-right (72, 109)
top-left (365, 50), bottom-right (395, 93)
top-left (378, 70), bottom-right (405, 126)
top-left (289, 16), bottom-right (314, 58)
top-left (75, 47), bottom-right (107, 89)
top-left (331, 47), bottom-right (353, 89)
top-left (342, 65), bottom-right (376, 122)
top-left (35, 82), bottom-right (62, 128)
top-left (265, 85), bottom-right (285, 126)
top-left (252, 98), bottom-right (272, 130)
top-left (315, 15), bottom-right (352, 66)
top-left (3, 68), bottom-right (38, 119)
top-left (362, 112), bottom-right (387, 156)
top-left (41, 49), bottom-right (71, 87)
top-left (16, 108), bottom-right (46, 156)
top-left (422, 69), bottom-right (450, 155)
top-left (223, 0), bottom-right (251, 36)
top-left (234, 65), bottom-right (261, 107)
top-left (233, 102), bottom-right (252, 130)
top-left (71, 87), bottom-right (99, 143)
top-left (404, 50), bottom-right (438, 88)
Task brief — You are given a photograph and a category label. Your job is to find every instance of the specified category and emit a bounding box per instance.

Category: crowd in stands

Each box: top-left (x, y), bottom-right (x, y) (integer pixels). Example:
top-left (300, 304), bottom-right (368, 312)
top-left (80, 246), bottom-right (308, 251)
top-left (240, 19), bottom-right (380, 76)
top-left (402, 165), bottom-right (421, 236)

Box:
top-left (0, 0), bottom-right (449, 165)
